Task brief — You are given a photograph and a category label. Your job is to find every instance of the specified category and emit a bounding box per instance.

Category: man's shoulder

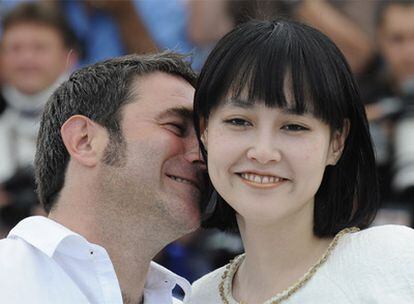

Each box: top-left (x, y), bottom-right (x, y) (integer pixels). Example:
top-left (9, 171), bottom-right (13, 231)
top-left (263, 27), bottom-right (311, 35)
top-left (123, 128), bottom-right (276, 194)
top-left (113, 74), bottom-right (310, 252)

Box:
top-left (0, 236), bottom-right (35, 258)
top-left (0, 236), bottom-right (48, 274)
top-left (0, 237), bottom-right (53, 302)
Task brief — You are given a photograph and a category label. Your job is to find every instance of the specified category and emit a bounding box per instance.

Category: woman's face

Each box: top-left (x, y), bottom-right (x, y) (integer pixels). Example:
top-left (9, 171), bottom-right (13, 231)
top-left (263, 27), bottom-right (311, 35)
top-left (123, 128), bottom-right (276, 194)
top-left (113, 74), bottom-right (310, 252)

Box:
top-left (203, 98), bottom-right (344, 226)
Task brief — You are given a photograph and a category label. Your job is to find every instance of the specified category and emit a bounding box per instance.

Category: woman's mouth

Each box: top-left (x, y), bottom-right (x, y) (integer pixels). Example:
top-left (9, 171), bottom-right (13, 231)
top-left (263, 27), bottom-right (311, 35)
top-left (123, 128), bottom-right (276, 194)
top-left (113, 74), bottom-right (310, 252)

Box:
top-left (237, 172), bottom-right (287, 188)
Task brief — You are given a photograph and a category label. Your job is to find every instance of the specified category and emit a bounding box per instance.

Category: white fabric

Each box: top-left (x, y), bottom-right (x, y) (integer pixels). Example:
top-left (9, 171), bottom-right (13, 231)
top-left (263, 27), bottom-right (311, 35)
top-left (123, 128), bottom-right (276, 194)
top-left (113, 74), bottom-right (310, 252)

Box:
top-left (0, 216), bottom-right (190, 304)
top-left (0, 75), bottom-right (67, 182)
top-left (186, 225), bottom-right (414, 303)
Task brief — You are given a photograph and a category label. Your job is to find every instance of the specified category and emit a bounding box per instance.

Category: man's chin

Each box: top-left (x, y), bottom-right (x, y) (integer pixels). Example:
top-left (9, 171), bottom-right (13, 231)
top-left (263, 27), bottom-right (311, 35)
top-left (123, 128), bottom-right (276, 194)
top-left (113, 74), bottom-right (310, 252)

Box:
top-left (175, 205), bottom-right (201, 234)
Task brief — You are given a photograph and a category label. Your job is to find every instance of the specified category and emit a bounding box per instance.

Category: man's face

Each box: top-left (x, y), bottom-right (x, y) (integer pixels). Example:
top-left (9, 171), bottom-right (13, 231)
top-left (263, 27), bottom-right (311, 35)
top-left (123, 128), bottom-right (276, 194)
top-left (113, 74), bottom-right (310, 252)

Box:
top-left (98, 72), bottom-right (204, 234)
top-left (378, 4), bottom-right (414, 84)
top-left (0, 22), bottom-right (71, 94)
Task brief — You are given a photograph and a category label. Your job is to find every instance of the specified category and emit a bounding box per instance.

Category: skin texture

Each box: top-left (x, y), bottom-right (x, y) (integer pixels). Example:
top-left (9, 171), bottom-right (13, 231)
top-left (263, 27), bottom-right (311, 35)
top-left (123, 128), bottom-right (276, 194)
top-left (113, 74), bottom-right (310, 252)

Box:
top-left (96, 72), bottom-right (203, 234)
top-left (202, 97), bottom-right (347, 303)
top-left (0, 22), bottom-right (75, 94)
top-left (378, 4), bottom-right (414, 86)
top-left (49, 72), bottom-right (204, 304)
top-left (205, 101), bottom-right (340, 226)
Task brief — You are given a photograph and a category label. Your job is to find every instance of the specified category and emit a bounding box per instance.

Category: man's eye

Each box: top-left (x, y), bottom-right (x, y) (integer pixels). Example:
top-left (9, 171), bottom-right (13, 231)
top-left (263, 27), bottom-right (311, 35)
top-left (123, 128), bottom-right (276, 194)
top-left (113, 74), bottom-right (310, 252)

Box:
top-left (165, 123), bottom-right (186, 136)
top-left (282, 124), bottom-right (308, 131)
top-left (223, 118), bottom-right (252, 127)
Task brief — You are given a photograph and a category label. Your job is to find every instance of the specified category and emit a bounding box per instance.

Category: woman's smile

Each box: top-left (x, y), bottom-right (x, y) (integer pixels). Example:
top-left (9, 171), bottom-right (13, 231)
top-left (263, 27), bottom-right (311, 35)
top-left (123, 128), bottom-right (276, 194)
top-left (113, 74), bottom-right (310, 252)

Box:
top-left (236, 172), bottom-right (288, 189)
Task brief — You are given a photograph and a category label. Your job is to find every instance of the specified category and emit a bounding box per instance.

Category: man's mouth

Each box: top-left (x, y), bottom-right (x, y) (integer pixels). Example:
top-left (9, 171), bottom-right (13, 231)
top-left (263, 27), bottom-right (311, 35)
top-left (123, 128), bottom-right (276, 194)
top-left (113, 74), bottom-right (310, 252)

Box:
top-left (167, 174), bottom-right (199, 189)
top-left (237, 172), bottom-right (287, 187)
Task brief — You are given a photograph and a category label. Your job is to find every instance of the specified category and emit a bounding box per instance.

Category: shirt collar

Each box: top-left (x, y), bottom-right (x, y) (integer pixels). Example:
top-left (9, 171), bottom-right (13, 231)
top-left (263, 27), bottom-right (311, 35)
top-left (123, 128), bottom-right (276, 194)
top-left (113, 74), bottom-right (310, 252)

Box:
top-left (8, 216), bottom-right (192, 301)
top-left (8, 216), bottom-right (93, 259)
top-left (145, 261), bottom-right (191, 302)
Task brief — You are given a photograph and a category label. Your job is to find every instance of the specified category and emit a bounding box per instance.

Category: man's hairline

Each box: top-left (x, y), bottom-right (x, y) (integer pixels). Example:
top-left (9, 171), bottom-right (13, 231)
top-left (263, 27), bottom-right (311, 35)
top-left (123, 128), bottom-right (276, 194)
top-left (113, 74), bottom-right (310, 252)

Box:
top-left (103, 70), bottom-right (195, 134)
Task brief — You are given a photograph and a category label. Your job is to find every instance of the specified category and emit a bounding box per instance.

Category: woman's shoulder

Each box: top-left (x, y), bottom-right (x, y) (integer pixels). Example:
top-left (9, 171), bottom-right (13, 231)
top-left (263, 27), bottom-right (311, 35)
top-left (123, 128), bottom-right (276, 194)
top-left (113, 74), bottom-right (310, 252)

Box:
top-left (347, 224), bottom-right (414, 248)
top-left (332, 224), bottom-right (414, 270)
top-left (321, 225), bottom-right (414, 301)
top-left (185, 263), bottom-right (229, 304)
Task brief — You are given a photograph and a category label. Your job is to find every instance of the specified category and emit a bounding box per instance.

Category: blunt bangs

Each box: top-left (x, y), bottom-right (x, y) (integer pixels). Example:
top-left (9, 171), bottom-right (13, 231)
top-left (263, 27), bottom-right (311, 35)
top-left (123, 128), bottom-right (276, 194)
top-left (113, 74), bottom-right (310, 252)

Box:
top-left (195, 19), bottom-right (380, 237)
top-left (195, 19), bottom-right (357, 132)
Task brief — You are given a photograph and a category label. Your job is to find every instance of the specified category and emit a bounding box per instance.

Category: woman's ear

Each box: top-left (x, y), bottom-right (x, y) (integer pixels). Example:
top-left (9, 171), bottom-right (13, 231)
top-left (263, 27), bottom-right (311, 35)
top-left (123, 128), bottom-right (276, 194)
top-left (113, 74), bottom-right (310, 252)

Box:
top-left (201, 128), bottom-right (208, 146)
top-left (199, 118), bottom-right (208, 146)
top-left (328, 119), bottom-right (350, 166)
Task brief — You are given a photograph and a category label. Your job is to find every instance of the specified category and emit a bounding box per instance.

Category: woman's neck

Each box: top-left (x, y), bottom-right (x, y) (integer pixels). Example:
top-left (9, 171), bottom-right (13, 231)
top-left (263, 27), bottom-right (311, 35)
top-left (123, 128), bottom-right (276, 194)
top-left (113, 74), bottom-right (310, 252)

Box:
top-left (233, 209), bottom-right (332, 304)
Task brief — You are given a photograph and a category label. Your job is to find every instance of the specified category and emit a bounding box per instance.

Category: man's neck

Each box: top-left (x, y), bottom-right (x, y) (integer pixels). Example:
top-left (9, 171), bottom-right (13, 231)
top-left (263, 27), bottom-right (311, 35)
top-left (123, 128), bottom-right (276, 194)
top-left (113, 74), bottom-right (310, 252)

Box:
top-left (48, 198), bottom-right (171, 304)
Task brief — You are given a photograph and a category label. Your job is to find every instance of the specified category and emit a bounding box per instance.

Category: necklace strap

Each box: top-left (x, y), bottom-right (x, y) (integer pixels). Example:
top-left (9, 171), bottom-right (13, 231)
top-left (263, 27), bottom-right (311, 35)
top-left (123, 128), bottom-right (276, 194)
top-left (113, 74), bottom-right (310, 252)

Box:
top-left (219, 227), bottom-right (360, 304)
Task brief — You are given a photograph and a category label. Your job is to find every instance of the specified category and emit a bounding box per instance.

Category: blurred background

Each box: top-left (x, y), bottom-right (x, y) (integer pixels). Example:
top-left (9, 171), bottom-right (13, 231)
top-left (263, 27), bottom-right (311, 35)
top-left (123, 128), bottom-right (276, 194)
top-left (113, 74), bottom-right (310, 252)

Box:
top-left (0, 0), bottom-right (413, 292)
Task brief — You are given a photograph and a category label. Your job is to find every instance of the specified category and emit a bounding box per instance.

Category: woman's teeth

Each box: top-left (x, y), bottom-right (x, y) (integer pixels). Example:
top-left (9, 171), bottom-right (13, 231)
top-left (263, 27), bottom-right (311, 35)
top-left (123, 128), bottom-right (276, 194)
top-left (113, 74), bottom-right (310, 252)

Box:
top-left (240, 173), bottom-right (283, 184)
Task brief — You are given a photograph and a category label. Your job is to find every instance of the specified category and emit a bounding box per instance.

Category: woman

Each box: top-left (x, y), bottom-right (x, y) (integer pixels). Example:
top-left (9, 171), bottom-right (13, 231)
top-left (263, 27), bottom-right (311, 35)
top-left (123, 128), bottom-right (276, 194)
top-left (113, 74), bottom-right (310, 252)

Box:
top-left (186, 19), bottom-right (414, 303)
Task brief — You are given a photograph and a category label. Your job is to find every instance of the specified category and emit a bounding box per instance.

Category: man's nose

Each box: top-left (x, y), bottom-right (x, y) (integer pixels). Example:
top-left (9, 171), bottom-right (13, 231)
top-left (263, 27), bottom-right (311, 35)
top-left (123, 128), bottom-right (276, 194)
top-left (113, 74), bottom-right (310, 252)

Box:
top-left (184, 134), bottom-right (205, 167)
top-left (246, 132), bottom-right (282, 164)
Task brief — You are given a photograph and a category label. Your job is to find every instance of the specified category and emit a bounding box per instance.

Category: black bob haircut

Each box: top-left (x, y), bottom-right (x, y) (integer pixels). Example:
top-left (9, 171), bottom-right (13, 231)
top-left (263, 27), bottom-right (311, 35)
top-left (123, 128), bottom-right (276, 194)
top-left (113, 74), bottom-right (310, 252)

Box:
top-left (194, 19), bottom-right (380, 237)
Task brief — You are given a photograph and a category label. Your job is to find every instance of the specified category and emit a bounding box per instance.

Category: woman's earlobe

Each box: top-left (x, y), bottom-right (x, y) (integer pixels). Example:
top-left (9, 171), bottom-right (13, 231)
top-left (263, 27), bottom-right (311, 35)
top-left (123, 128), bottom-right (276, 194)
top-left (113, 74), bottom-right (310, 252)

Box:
top-left (201, 128), bottom-right (208, 146)
top-left (329, 120), bottom-right (350, 165)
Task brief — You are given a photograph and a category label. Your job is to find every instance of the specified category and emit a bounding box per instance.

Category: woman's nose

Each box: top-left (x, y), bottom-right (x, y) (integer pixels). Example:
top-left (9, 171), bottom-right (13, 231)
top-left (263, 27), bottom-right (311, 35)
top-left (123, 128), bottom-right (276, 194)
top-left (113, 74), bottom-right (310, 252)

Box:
top-left (246, 133), bottom-right (282, 164)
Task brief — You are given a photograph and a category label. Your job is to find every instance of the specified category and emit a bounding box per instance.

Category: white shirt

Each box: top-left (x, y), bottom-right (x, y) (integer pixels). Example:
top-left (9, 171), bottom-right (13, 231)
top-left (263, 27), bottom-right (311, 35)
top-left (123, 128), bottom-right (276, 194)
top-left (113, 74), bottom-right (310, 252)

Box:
top-left (0, 216), bottom-right (190, 304)
top-left (187, 225), bottom-right (414, 303)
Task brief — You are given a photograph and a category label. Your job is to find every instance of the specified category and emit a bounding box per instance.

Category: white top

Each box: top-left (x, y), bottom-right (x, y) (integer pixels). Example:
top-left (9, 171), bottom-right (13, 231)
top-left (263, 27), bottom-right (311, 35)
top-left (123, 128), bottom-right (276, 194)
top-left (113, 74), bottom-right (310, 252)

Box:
top-left (0, 216), bottom-right (190, 304)
top-left (186, 225), bottom-right (414, 303)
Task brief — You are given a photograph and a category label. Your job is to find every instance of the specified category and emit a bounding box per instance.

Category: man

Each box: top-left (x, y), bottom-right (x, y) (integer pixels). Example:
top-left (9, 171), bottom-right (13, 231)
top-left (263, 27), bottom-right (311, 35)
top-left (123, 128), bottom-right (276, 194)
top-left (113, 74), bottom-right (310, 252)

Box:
top-left (0, 52), bottom-right (205, 303)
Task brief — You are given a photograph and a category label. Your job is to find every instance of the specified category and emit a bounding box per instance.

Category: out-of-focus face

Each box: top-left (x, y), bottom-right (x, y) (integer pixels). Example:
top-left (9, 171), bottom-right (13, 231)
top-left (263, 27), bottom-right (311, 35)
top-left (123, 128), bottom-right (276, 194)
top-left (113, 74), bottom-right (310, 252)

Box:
top-left (203, 98), bottom-right (341, 228)
top-left (378, 4), bottom-right (414, 85)
top-left (98, 72), bottom-right (204, 234)
top-left (0, 22), bottom-right (72, 94)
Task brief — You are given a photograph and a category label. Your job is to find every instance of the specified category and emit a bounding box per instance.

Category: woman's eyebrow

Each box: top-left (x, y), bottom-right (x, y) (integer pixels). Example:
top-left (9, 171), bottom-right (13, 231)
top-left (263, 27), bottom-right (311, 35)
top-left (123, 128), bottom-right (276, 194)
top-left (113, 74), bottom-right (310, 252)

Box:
top-left (224, 98), bottom-right (254, 109)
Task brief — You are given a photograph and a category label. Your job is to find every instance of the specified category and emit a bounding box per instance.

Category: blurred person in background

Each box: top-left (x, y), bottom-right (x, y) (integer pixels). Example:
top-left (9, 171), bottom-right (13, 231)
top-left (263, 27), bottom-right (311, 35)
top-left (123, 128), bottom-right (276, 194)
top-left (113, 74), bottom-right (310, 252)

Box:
top-left (0, 52), bottom-right (205, 304)
top-left (55, 0), bottom-right (157, 66)
top-left (360, 0), bottom-right (414, 212)
top-left (188, 0), bottom-right (374, 74)
top-left (0, 2), bottom-right (78, 236)
top-left (53, 0), bottom-right (200, 68)
top-left (1, 1), bottom-right (197, 69)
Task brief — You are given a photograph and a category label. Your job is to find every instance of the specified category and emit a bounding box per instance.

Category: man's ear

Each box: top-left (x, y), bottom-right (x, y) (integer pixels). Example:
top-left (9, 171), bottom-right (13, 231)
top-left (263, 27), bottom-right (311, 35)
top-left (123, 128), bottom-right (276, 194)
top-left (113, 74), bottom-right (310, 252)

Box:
top-left (61, 115), bottom-right (105, 167)
top-left (328, 119), bottom-right (350, 166)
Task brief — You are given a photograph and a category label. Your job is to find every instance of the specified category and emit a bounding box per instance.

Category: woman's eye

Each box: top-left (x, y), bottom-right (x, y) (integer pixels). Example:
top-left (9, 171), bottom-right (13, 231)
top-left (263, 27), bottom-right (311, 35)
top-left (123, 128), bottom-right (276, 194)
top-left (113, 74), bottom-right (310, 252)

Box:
top-left (224, 118), bottom-right (252, 127)
top-left (282, 124), bottom-right (308, 131)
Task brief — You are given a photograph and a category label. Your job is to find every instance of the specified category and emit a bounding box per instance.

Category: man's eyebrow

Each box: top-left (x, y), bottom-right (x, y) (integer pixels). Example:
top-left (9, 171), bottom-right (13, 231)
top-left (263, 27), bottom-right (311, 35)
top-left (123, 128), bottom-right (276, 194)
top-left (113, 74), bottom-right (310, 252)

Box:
top-left (157, 107), bottom-right (193, 120)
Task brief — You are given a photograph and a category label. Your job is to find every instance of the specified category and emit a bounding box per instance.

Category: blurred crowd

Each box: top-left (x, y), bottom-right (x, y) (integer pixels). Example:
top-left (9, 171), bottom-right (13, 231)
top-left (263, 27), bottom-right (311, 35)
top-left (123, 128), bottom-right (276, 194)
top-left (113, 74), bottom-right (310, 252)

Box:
top-left (0, 0), bottom-right (413, 285)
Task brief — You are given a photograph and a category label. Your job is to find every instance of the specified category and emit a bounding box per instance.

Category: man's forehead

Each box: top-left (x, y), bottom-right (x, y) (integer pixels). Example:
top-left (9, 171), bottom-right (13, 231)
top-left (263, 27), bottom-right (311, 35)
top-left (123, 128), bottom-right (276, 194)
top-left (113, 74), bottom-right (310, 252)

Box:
top-left (125, 72), bottom-right (194, 117)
